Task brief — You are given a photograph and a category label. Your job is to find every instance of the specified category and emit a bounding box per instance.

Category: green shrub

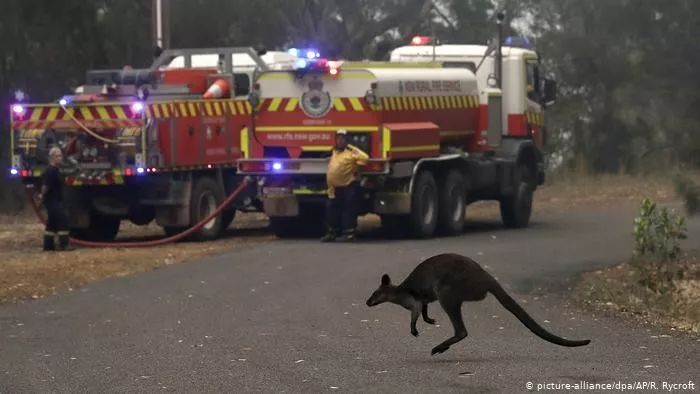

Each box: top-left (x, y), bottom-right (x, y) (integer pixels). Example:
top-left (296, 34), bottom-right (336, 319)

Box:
top-left (632, 198), bottom-right (688, 291)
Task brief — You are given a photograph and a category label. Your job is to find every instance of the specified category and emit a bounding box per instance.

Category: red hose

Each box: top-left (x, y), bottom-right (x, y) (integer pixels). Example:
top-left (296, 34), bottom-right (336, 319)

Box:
top-left (26, 177), bottom-right (251, 248)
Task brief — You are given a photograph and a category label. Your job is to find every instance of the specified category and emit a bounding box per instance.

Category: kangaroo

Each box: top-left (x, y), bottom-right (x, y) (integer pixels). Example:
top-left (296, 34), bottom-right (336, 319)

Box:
top-left (365, 253), bottom-right (591, 355)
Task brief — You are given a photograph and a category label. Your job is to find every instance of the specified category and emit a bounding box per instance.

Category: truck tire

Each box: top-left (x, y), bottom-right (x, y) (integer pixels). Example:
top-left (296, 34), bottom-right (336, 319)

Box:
top-left (72, 214), bottom-right (120, 241)
top-left (437, 169), bottom-right (466, 236)
top-left (409, 170), bottom-right (438, 238)
top-left (128, 205), bottom-right (155, 226)
top-left (163, 226), bottom-right (186, 238)
top-left (190, 176), bottom-right (225, 241)
top-left (500, 164), bottom-right (534, 228)
top-left (220, 210), bottom-right (236, 232)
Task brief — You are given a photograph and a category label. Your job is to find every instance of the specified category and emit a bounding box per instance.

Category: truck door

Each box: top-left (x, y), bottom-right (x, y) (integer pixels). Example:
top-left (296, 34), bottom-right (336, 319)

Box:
top-left (525, 60), bottom-right (544, 147)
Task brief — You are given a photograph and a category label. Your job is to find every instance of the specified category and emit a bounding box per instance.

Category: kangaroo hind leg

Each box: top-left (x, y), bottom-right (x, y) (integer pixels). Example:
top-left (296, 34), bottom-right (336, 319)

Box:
top-left (431, 297), bottom-right (467, 356)
top-left (422, 303), bottom-right (436, 324)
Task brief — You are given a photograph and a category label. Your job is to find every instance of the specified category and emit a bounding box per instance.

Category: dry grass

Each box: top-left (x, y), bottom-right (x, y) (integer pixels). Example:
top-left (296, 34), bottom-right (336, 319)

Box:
top-left (0, 213), bottom-right (273, 304)
top-left (464, 172), bottom-right (681, 219)
top-left (574, 254), bottom-right (700, 333)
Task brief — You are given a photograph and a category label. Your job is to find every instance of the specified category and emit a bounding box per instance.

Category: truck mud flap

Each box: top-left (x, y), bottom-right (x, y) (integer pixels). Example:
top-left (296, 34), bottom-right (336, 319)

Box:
top-left (373, 192), bottom-right (411, 215)
top-left (263, 194), bottom-right (299, 217)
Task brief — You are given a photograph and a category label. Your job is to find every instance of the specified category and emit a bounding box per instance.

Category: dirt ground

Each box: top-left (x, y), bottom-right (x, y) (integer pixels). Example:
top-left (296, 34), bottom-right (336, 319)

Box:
top-left (574, 255), bottom-right (700, 333)
top-left (0, 173), bottom-right (687, 305)
top-left (0, 213), bottom-right (273, 303)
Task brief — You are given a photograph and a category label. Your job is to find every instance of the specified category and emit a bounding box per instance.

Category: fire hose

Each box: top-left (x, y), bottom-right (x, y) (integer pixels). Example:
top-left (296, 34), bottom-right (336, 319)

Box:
top-left (26, 177), bottom-right (251, 248)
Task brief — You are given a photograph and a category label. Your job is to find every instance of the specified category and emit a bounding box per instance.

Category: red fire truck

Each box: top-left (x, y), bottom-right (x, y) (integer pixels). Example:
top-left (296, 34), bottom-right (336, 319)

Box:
top-left (236, 35), bottom-right (556, 238)
top-left (9, 48), bottom-right (294, 241)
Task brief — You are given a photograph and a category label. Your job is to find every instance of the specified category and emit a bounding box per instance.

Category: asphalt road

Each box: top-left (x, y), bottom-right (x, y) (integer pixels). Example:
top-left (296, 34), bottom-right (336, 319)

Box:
top-left (1, 206), bottom-right (698, 393)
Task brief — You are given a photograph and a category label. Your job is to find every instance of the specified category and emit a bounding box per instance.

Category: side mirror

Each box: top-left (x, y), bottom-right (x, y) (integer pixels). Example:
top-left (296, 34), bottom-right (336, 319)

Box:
top-left (542, 79), bottom-right (556, 107)
top-left (248, 91), bottom-right (260, 110)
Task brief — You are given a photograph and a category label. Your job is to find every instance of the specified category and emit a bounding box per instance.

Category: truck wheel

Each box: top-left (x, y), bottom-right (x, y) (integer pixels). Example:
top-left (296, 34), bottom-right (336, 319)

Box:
top-left (128, 205), bottom-right (155, 226)
top-left (163, 226), bottom-right (186, 238)
top-left (190, 176), bottom-right (225, 241)
top-left (409, 170), bottom-right (438, 238)
top-left (72, 214), bottom-right (120, 241)
top-left (437, 169), bottom-right (466, 236)
top-left (220, 210), bottom-right (236, 232)
top-left (500, 165), bottom-right (534, 228)
top-left (94, 215), bottom-right (121, 241)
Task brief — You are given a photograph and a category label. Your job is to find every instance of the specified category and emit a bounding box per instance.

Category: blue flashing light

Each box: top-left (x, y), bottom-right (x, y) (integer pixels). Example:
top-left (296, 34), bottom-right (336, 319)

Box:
top-left (504, 36), bottom-right (534, 49)
top-left (306, 50), bottom-right (317, 59)
top-left (272, 162), bottom-right (282, 171)
top-left (59, 97), bottom-right (69, 106)
top-left (288, 48), bottom-right (299, 57)
top-left (14, 90), bottom-right (26, 102)
top-left (9, 168), bottom-right (18, 176)
top-left (11, 104), bottom-right (24, 115)
top-left (136, 167), bottom-right (145, 175)
top-left (295, 59), bottom-right (308, 69)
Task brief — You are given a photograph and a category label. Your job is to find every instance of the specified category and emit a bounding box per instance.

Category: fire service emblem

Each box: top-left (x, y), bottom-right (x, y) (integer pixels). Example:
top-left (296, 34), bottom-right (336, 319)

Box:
top-left (301, 78), bottom-right (332, 118)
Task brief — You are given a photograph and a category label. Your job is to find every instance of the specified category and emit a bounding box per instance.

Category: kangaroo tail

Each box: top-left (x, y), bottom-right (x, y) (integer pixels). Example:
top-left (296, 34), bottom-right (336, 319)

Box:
top-left (489, 281), bottom-right (590, 347)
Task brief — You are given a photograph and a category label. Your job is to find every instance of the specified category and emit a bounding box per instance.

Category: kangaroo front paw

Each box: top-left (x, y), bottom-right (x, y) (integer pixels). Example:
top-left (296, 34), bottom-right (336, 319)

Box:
top-left (431, 344), bottom-right (449, 355)
top-left (411, 328), bottom-right (419, 337)
top-left (424, 317), bottom-right (436, 325)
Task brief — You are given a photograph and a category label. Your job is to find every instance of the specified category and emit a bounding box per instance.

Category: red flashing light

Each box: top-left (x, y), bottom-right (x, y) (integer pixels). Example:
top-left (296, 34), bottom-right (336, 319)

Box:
top-left (410, 35), bottom-right (432, 45)
top-left (20, 169), bottom-right (30, 177)
top-left (327, 60), bottom-right (341, 76)
top-left (124, 168), bottom-right (134, 176)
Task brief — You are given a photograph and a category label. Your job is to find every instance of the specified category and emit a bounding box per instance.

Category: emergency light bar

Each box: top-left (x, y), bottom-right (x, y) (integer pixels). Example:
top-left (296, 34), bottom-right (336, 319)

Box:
top-left (294, 57), bottom-right (341, 77)
top-left (504, 36), bottom-right (534, 50)
top-left (287, 48), bottom-right (321, 59)
top-left (410, 35), bottom-right (432, 45)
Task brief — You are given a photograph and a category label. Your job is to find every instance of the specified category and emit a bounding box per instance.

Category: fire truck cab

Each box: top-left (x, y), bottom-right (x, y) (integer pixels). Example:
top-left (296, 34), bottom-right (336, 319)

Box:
top-left (389, 39), bottom-right (556, 184)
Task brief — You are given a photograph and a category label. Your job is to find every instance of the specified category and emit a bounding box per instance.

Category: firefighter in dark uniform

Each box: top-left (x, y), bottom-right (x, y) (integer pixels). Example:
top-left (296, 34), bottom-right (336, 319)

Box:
top-left (37, 147), bottom-right (72, 251)
top-left (321, 129), bottom-right (369, 242)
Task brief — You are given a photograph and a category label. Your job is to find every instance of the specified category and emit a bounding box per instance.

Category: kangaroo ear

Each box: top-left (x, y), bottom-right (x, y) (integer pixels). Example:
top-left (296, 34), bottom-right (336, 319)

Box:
top-left (381, 274), bottom-right (391, 286)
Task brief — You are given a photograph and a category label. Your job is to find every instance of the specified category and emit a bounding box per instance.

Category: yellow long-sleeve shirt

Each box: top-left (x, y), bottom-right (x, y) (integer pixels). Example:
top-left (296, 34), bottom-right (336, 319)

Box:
top-left (326, 144), bottom-right (369, 198)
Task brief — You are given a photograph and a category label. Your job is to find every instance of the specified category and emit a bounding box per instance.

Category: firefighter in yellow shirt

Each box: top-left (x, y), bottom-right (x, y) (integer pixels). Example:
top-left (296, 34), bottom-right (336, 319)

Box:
top-left (321, 129), bottom-right (369, 242)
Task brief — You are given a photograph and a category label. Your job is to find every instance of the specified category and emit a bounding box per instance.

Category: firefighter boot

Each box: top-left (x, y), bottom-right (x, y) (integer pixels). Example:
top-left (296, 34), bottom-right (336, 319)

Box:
top-left (320, 229), bottom-right (339, 243)
top-left (43, 233), bottom-right (56, 251)
top-left (58, 233), bottom-right (75, 251)
top-left (336, 229), bottom-right (356, 243)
